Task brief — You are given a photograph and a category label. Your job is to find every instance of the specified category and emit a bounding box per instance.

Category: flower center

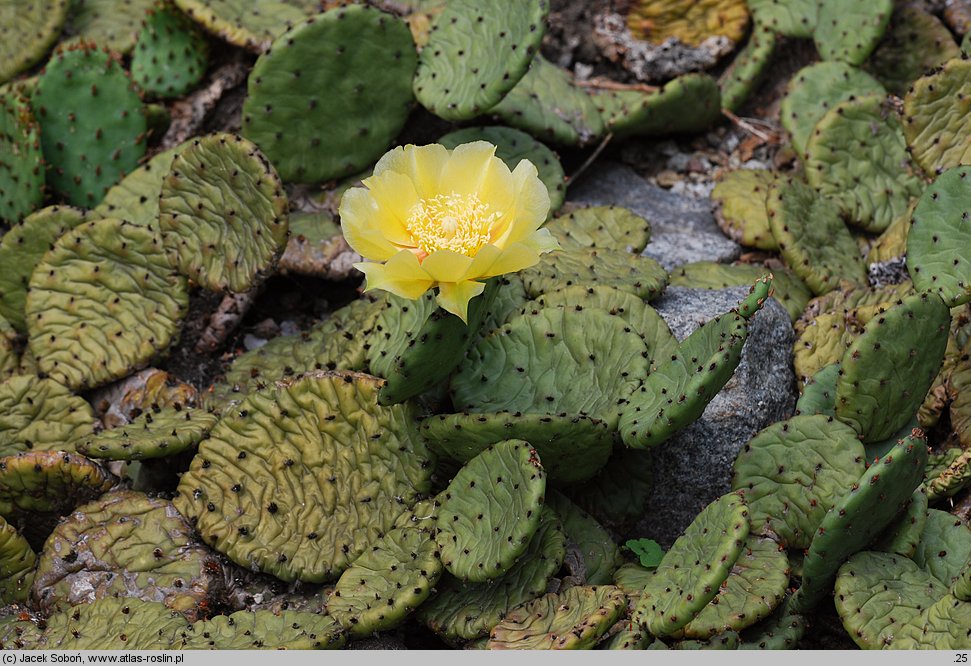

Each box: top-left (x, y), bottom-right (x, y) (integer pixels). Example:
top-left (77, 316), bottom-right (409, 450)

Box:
top-left (405, 193), bottom-right (500, 257)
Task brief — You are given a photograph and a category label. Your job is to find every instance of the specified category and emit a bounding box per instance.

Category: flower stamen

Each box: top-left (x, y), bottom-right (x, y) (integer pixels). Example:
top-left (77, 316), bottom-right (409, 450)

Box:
top-left (405, 193), bottom-right (500, 258)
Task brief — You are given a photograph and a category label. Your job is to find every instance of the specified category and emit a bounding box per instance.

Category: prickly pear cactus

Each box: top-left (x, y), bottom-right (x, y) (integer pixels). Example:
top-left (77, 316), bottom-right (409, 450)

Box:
top-left (158, 133), bottom-right (289, 293)
top-left (93, 143), bottom-right (184, 226)
top-left (626, 0), bottom-right (750, 46)
top-left (780, 61), bottom-right (885, 158)
top-left (487, 585), bottom-right (627, 649)
top-left (176, 609), bottom-right (346, 649)
top-left (32, 597), bottom-right (189, 649)
top-left (326, 526), bottom-right (442, 637)
top-left (63, 0), bottom-right (156, 53)
top-left (711, 169), bottom-right (779, 251)
top-left (77, 405), bottom-right (218, 460)
top-left (834, 291), bottom-right (949, 443)
top-left (0, 451), bottom-right (116, 524)
top-left (0, 515), bottom-right (35, 603)
top-left (242, 5), bottom-right (418, 183)
top-left (719, 25), bottom-right (777, 113)
top-left (871, 487), bottom-right (928, 559)
top-left (545, 491), bottom-right (623, 586)
top-left (913, 509), bottom-right (971, 588)
top-left (747, 0), bottom-right (817, 38)
top-left (732, 414), bottom-right (866, 549)
top-left (0, 94), bottom-right (44, 225)
top-left (0, 375), bottom-right (96, 457)
top-left (767, 177), bottom-right (867, 295)
top-left (0, 206), bottom-right (88, 333)
top-left (438, 126), bottom-right (567, 212)
top-left (542, 206), bottom-right (651, 254)
top-left (633, 492), bottom-right (750, 637)
top-left (490, 55), bottom-right (605, 148)
top-left (864, 5), bottom-right (959, 96)
top-left (31, 44), bottom-right (146, 206)
top-left (0, 0), bottom-right (69, 85)
top-left (902, 57), bottom-right (971, 176)
top-left (413, 0), bottom-right (549, 121)
top-left (595, 74), bottom-right (722, 138)
top-left (31, 490), bottom-right (225, 620)
top-left (435, 440), bottom-right (545, 583)
top-left (520, 246), bottom-right (668, 301)
top-left (25, 217), bottom-right (189, 391)
top-left (131, 2), bottom-right (209, 99)
top-left (175, 371), bottom-right (434, 583)
top-left (813, 0), bottom-right (892, 65)
top-left (172, 0), bottom-right (319, 52)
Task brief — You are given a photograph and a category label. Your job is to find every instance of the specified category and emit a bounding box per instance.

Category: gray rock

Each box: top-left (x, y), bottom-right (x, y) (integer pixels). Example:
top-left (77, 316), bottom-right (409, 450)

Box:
top-left (568, 161), bottom-right (741, 270)
top-left (634, 286), bottom-right (797, 547)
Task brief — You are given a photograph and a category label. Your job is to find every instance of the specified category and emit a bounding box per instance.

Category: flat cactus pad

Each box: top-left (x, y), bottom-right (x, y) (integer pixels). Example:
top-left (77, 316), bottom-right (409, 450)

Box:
top-left (0, 94), bottom-right (44, 226)
top-left (541, 205), bottom-right (651, 254)
top-left (77, 405), bottom-right (219, 460)
top-left (902, 56), bottom-right (971, 176)
top-left (0, 375), bottom-right (96, 457)
top-left (520, 246), bottom-right (668, 301)
top-left (175, 609), bottom-right (346, 649)
top-left (813, 0), bottom-right (892, 66)
top-left (173, 0), bottom-right (319, 52)
top-left (0, 0), bottom-right (69, 85)
top-left (0, 451), bottom-right (116, 523)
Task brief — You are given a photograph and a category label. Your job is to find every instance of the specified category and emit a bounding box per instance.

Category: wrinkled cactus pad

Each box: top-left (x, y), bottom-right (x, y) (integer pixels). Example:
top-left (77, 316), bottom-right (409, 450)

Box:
top-left (595, 74), bottom-right (722, 138)
top-left (175, 371), bottom-right (434, 583)
top-left (173, 0), bottom-right (319, 52)
top-left (545, 491), bottom-right (623, 586)
top-left (903, 56), bottom-right (971, 176)
top-left (542, 205), bottom-right (651, 254)
top-left (0, 375), bottom-right (96, 457)
top-left (0, 451), bottom-right (116, 523)
top-left (865, 5), bottom-right (959, 96)
top-left (26, 217), bottom-right (189, 391)
top-left (626, 0), bottom-right (750, 46)
top-left (710, 169), bottom-right (779, 251)
top-left (913, 509), bottom-right (971, 588)
top-left (32, 597), bottom-right (189, 649)
top-left (520, 246), bottom-right (668, 301)
top-left (77, 405), bottom-right (218, 461)
top-left (0, 514), bottom-right (36, 603)
top-left (813, 0), bottom-right (892, 66)
top-left (176, 608), bottom-right (346, 649)
top-left (94, 143), bottom-right (184, 226)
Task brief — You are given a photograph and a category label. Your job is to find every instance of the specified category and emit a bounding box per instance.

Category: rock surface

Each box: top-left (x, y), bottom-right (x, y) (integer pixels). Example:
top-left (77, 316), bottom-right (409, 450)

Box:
top-left (634, 286), bottom-right (797, 546)
top-left (568, 161), bottom-right (741, 270)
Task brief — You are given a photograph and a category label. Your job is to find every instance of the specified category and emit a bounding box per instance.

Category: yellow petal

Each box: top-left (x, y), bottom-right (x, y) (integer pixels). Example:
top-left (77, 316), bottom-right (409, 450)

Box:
top-left (439, 141), bottom-right (498, 197)
top-left (354, 251), bottom-right (434, 300)
top-left (420, 249), bottom-right (474, 283)
top-left (339, 188), bottom-right (398, 261)
top-left (359, 170), bottom-right (420, 246)
top-left (490, 160), bottom-right (550, 248)
top-left (464, 242), bottom-right (541, 279)
top-left (373, 144), bottom-right (449, 199)
top-left (436, 280), bottom-right (486, 323)
top-left (522, 227), bottom-right (560, 255)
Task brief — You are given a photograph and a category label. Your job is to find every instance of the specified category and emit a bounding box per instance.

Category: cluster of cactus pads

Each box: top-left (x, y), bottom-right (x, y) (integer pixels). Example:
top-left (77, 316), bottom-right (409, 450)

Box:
top-left (0, 0), bottom-right (969, 652)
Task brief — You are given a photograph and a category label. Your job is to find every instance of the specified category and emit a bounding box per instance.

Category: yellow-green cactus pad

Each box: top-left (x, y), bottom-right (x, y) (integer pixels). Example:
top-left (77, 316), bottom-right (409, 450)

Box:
top-left (63, 0), bottom-right (155, 53)
top-left (813, 0), bottom-right (892, 66)
top-left (0, 0), bottom-right (69, 84)
top-left (175, 371), bottom-right (434, 583)
top-left (711, 169), bottom-right (779, 251)
top-left (865, 5), bottom-right (959, 96)
top-left (0, 451), bottom-right (116, 521)
top-left (542, 205), bottom-right (651, 254)
top-left (33, 597), bottom-right (189, 649)
top-left (747, 0), bottom-right (817, 38)
top-left (0, 317), bottom-right (15, 381)
top-left (627, 0), bottom-right (750, 47)
top-left (173, 0), bottom-right (320, 52)
top-left (94, 144), bottom-right (183, 226)
top-left (31, 490), bottom-right (225, 620)
top-left (903, 57), bottom-right (971, 176)
top-left (0, 375), bottom-right (96, 457)
top-left (175, 609), bottom-right (346, 649)
top-left (521, 246), bottom-right (668, 301)
top-left (158, 133), bottom-right (289, 293)
top-left (77, 405), bottom-right (218, 461)
top-left (0, 514), bottom-right (35, 603)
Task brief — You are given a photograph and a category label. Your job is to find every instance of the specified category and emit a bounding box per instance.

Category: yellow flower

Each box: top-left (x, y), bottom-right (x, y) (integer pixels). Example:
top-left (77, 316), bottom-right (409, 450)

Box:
top-left (339, 141), bottom-right (559, 322)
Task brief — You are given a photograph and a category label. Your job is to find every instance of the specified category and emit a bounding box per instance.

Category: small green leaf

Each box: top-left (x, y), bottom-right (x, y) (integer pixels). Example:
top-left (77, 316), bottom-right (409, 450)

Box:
top-left (626, 538), bottom-right (664, 569)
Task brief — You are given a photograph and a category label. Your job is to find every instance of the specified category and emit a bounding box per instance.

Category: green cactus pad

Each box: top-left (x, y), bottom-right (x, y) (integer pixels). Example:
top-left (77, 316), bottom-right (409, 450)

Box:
top-left (176, 609), bottom-right (346, 649)
top-left (889, 592), bottom-right (971, 649)
top-left (0, 613), bottom-right (42, 650)
top-left (619, 311), bottom-right (748, 450)
top-left (926, 448), bottom-right (971, 502)
top-left (520, 246), bottom-right (668, 301)
top-left (907, 166), bottom-right (971, 307)
top-left (131, 3), bottom-right (209, 99)
top-left (954, 558), bottom-right (971, 602)
top-left (668, 262), bottom-right (811, 323)
top-left (633, 492), bottom-right (750, 637)
top-left (835, 291), bottom-right (949, 442)
top-left (541, 206), bottom-right (651, 254)
top-left (0, 515), bottom-right (36, 603)
top-left (158, 133), bottom-right (288, 293)
top-left (780, 61), bottom-right (886, 158)
top-left (487, 585), bottom-right (627, 649)
top-left (0, 94), bottom-right (44, 225)
top-left (438, 126), bottom-right (566, 212)
top-left (747, 0), bottom-right (816, 38)
top-left (172, 0), bottom-right (319, 52)
top-left (242, 5), bottom-right (417, 183)
top-left (731, 415), bottom-right (866, 550)
top-left (64, 0), bottom-right (155, 53)
top-left (93, 143), bottom-right (183, 226)
top-left (612, 561), bottom-right (654, 595)
top-left (451, 306), bottom-right (649, 426)
top-left (77, 406), bottom-right (218, 461)
top-left (418, 507), bottom-right (565, 643)
top-left (0, 451), bottom-right (116, 521)
top-left (367, 283), bottom-right (498, 406)
top-left (600, 616), bottom-right (652, 650)
top-left (594, 73), bottom-right (722, 138)
top-left (719, 25), bottom-right (777, 113)
top-left (0, 0), bottom-right (69, 85)
top-left (435, 440), bottom-right (545, 582)
top-left (710, 169), bottom-right (779, 251)
top-left (326, 526), bottom-right (442, 637)
top-left (0, 319), bottom-right (14, 381)
top-left (420, 411), bottom-right (612, 485)
top-left (413, 0), bottom-right (547, 121)
top-left (31, 490), bottom-right (224, 620)
top-left (865, 6), bottom-right (959, 96)
top-left (570, 448), bottom-right (654, 529)
top-left (0, 206), bottom-right (88, 333)
top-left (804, 94), bottom-right (925, 233)
top-left (673, 631), bottom-right (740, 650)
top-left (793, 432), bottom-right (928, 612)
top-left (834, 550), bottom-right (945, 649)
top-left (679, 536), bottom-right (788, 639)
top-left (0, 375), bottom-right (96, 457)
top-left (737, 596), bottom-right (808, 649)
top-left (26, 217), bottom-right (189, 391)
top-left (34, 597), bottom-right (189, 649)
top-left (526, 285), bottom-right (678, 369)
top-left (546, 491), bottom-right (623, 586)
top-left (913, 509), bottom-right (971, 587)
top-left (176, 371), bottom-right (434, 583)
top-left (490, 55), bottom-right (605, 148)
top-left (796, 364), bottom-right (842, 416)
top-left (813, 0), bottom-right (892, 65)
top-left (31, 45), bottom-right (146, 207)
top-left (767, 178), bottom-right (867, 295)
top-left (902, 57), bottom-right (971, 176)
top-left (871, 487), bottom-right (928, 559)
